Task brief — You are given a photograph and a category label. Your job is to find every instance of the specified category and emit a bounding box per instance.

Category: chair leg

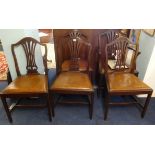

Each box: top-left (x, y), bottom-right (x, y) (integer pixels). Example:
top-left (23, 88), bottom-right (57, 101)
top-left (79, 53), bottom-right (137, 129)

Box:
top-left (104, 94), bottom-right (110, 120)
top-left (1, 97), bottom-right (13, 123)
top-left (46, 94), bottom-right (52, 122)
top-left (89, 70), bottom-right (93, 84)
top-left (50, 93), bottom-right (55, 117)
top-left (88, 93), bottom-right (94, 120)
top-left (97, 74), bottom-right (102, 97)
top-left (141, 93), bottom-right (152, 118)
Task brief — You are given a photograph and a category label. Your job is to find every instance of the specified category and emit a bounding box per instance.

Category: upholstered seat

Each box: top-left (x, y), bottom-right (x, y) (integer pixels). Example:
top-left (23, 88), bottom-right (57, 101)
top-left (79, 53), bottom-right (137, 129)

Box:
top-left (51, 72), bottom-right (93, 92)
top-left (108, 73), bottom-right (152, 94)
top-left (2, 75), bottom-right (48, 94)
top-left (61, 59), bottom-right (88, 72)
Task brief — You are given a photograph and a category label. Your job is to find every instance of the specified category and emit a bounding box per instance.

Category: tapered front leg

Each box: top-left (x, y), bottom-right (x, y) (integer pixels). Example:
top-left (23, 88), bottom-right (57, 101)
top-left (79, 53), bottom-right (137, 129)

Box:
top-left (88, 93), bottom-right (94, 120)
top-left (98, 73), bottom-right (103, 98)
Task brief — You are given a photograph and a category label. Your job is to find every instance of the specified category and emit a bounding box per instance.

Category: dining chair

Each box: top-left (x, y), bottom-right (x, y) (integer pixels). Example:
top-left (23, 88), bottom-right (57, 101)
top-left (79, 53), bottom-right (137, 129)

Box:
top-left (103, 36), bottom-right (153, 120)
top-left (49, 30), bottom-right (94, 119)
top-left (0, 37), bottom-right (52, 123)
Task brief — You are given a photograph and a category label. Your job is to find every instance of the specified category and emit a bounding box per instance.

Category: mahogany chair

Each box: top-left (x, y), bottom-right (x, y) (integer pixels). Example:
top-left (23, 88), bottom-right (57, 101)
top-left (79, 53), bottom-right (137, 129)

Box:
top-left (98, 30), bottom-right (141, 96)
top-left (97, 30), bottom-right (119, 96)
top-left (0, 37), bottom-right (52, 123)
top-left (49, 31), bottom-right (94, 119)
top-left (103, 37), bottom-right (153, 120)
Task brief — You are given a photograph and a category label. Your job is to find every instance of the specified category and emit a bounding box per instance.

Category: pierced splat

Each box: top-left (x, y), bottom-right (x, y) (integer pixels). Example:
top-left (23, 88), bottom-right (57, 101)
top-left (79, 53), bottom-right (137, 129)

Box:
top-left (105, 37), bottom-right (134, 72)
top-left (62, 30), bottom-right (91, 71)
top-left (11, 37), bottom-right (48, 76)
top-left (21, 40), bottom-right (38, 74)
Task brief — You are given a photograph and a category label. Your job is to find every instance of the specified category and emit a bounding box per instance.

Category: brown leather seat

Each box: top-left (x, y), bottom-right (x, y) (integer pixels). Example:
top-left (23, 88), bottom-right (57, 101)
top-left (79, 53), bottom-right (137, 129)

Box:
top-left (51, 72), bottom-right (93, 92)
top-left (2, 75), bottom-right (48, 94)
top-left (108, 73), bottom-right (152, 93)
top-left (61, 59), bottom-right (88, 72)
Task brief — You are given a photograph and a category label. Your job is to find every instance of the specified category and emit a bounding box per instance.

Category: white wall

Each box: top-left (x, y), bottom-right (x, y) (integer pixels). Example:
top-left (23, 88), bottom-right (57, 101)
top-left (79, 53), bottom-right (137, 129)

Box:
top-left (143, 45), bottom-right (155, 96)
top-left (0, 29), bottom-right (39, 80)
top-left (137, 31), bottom-right (155, 97)
top-left (24, 29), bottom-right (39, 39)
top-left (137, 31), bottom-right (155, 80)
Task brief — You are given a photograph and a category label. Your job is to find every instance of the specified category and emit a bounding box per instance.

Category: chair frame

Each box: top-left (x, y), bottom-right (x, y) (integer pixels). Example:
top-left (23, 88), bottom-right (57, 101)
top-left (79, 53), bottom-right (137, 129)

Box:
top-left (50, 31), bottom-right (94, 119)
top-left (0, 37), bottom-right (52, 123)
top-left (103, 37), bottom-right (153, 120)
top-left (98, 31), bottom-right (141, 96)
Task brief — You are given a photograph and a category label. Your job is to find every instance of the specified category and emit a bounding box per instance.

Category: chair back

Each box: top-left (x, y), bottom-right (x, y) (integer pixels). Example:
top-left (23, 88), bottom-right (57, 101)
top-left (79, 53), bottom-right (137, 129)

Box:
top-left (60, 30), bottom-right (92, 73)
top-left (105, 37), bottom-right (136, 75)
top-left (11, 37), bottom-right (48, 76)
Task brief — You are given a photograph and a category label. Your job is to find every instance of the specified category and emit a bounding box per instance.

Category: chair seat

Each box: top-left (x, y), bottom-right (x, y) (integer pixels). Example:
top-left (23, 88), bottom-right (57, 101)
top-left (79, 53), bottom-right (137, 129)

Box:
top-left (61, 59), bottom-right (88, 71)
top-left (108, 73), bottom-right (152, 94)
top-left (1, 74), bottom-right (48, 94)
top-left (50, 72), bottom-right (93, 92)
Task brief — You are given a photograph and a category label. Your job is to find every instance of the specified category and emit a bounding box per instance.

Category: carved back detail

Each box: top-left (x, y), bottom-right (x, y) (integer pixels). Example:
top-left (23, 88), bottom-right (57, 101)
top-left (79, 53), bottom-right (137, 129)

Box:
top-left (105, 37), bottom-right (135, 73)
top-left (61, 30), bottom-right (92, 72)
top-left (99, 31), bottom-right (119, 44)
top-left (11, 37), bottom-right (48, 76)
